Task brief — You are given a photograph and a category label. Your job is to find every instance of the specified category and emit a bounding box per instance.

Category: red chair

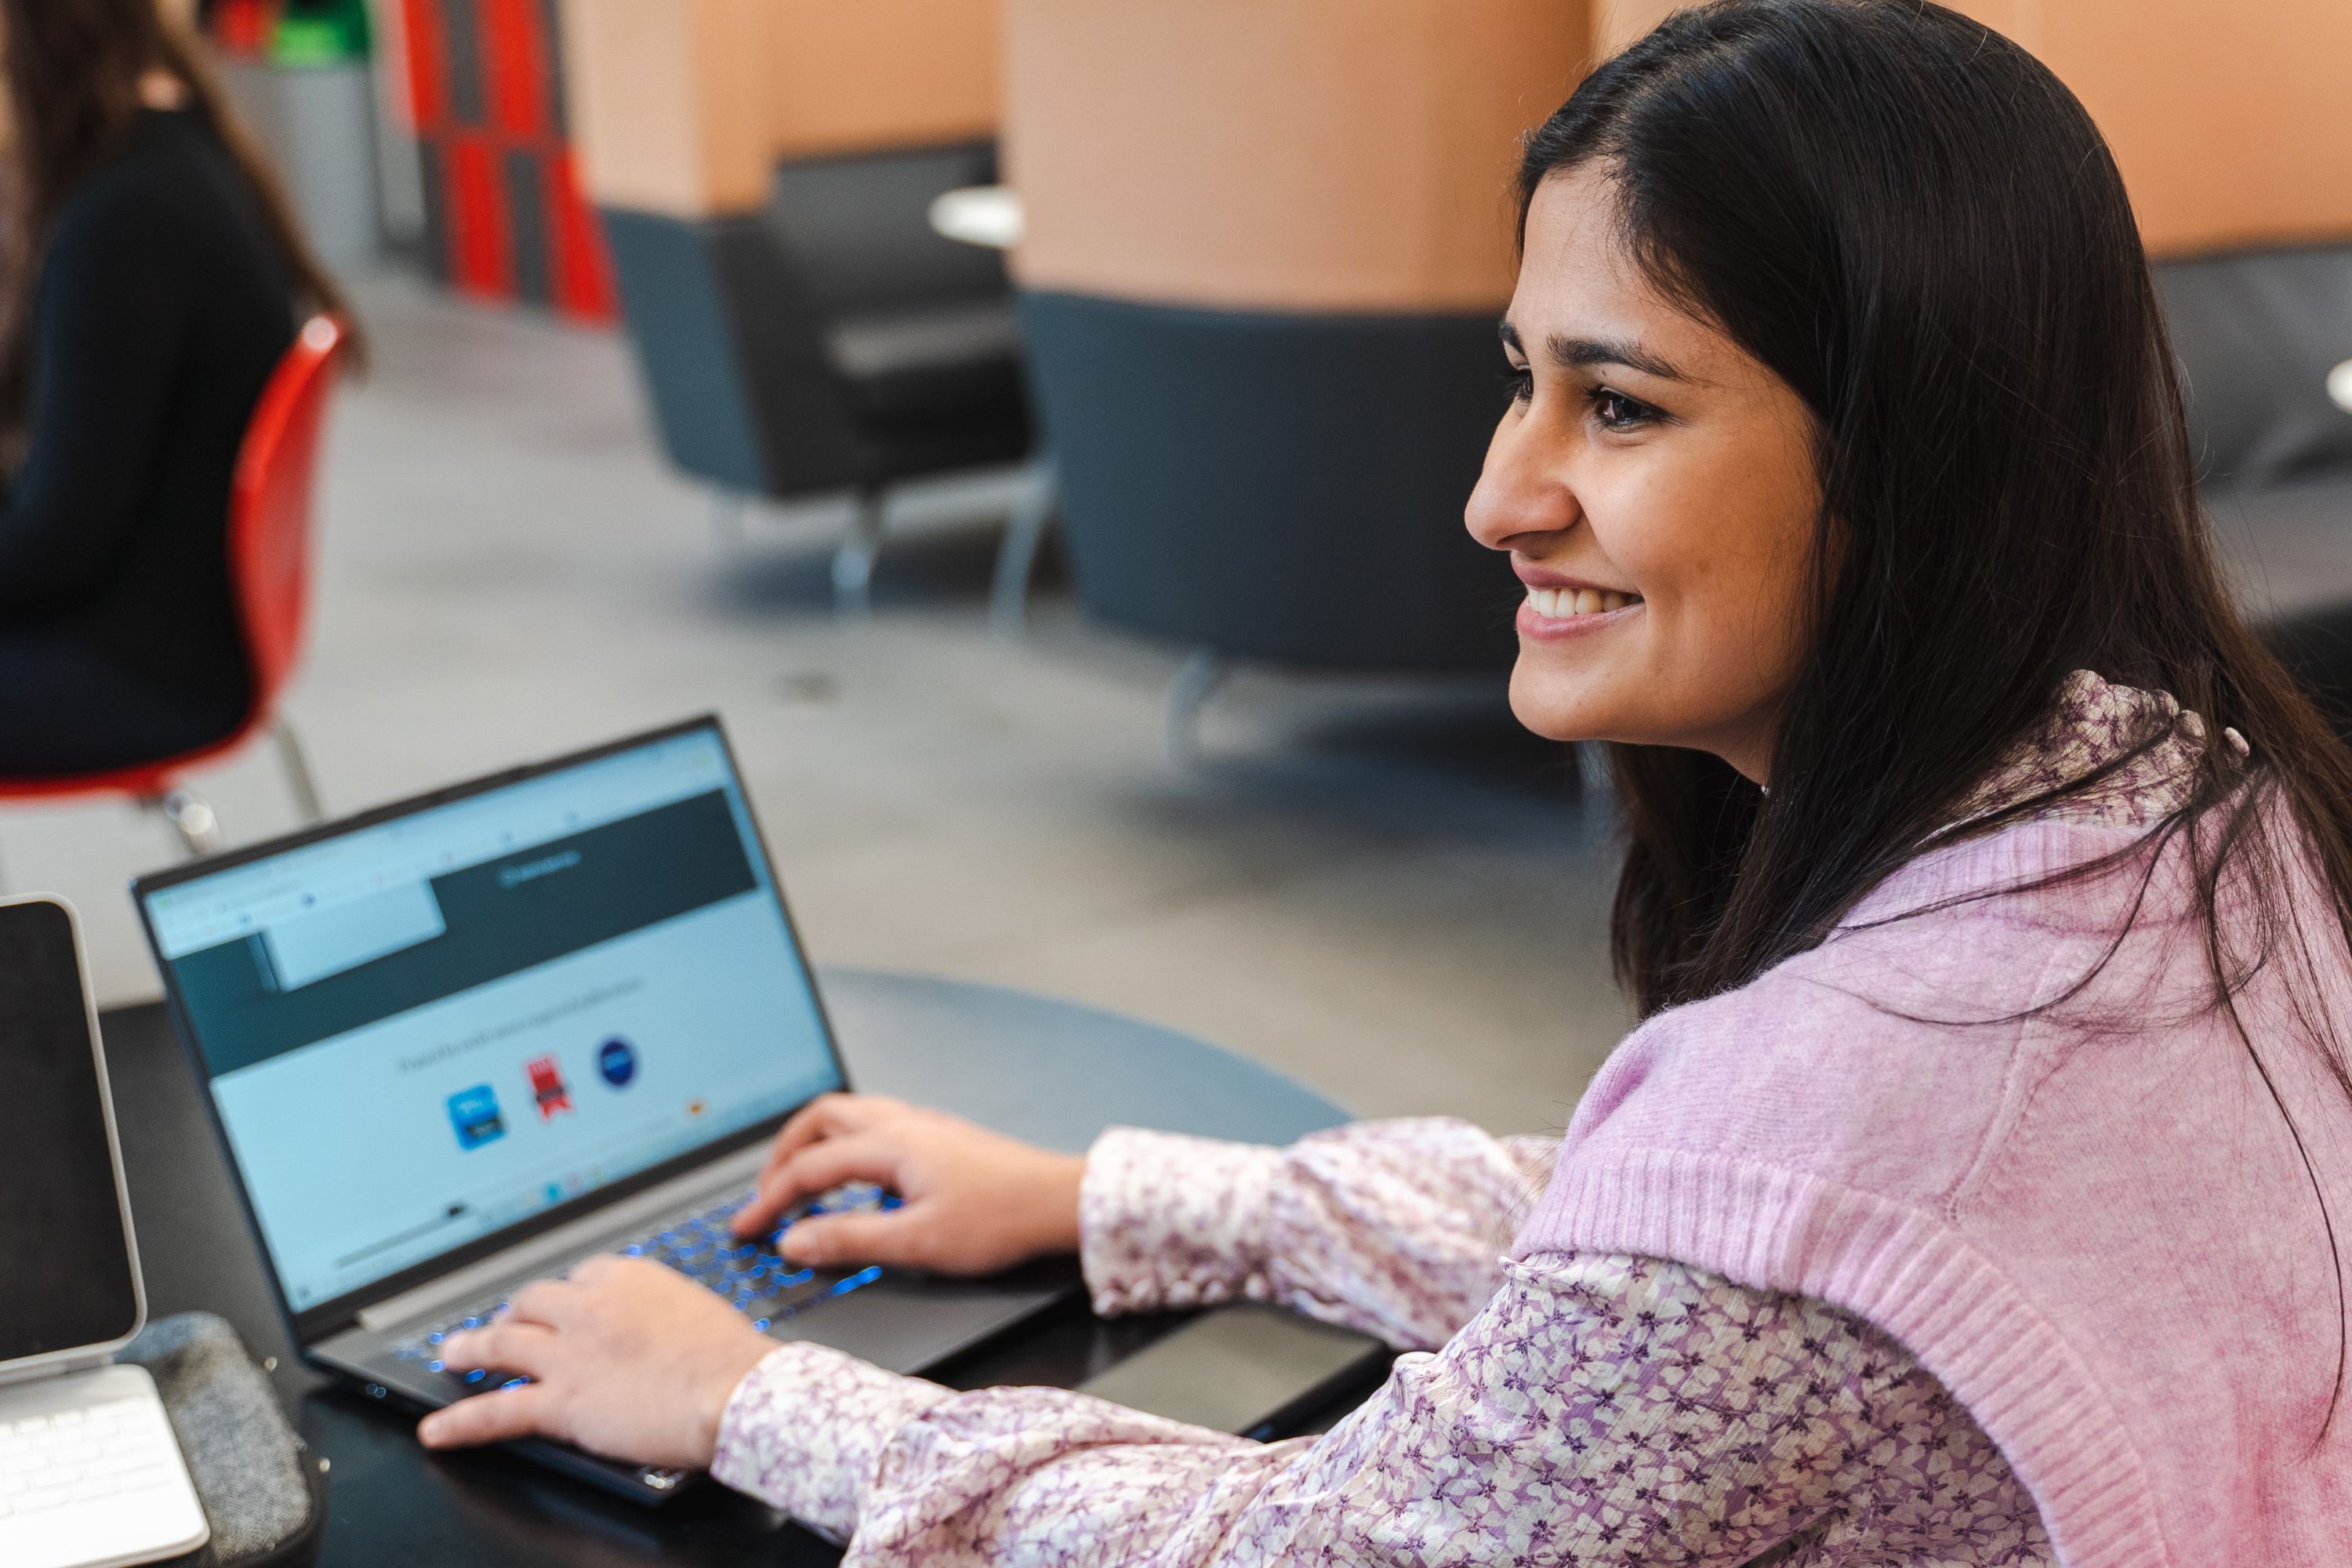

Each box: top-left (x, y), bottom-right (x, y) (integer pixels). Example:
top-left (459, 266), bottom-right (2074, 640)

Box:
top-left (0, 313), bottom-right (350, 854)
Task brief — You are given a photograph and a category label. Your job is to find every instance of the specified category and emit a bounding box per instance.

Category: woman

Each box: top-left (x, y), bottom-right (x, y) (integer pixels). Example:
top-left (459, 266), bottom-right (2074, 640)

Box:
top-left (0, 0), bottom-right (355, 775)
top-left (421, 3), bottom-right (2352, 1562)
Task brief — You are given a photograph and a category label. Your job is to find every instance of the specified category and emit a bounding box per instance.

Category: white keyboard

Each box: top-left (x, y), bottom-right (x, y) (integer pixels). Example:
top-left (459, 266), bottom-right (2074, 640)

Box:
top-left (0, 1364), bottom-right (207, 1568)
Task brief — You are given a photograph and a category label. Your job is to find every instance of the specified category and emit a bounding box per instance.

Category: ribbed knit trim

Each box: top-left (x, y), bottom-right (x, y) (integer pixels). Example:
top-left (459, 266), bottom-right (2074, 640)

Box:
top-left (1526, 1147), bottom-right (2170, 1568)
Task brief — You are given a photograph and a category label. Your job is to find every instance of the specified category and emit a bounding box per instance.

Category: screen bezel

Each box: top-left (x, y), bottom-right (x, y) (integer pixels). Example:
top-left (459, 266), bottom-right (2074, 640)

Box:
top-left (0, 894), bottom-right (148, 1381)
top-left (132, 715), bottom-right (852, 1345)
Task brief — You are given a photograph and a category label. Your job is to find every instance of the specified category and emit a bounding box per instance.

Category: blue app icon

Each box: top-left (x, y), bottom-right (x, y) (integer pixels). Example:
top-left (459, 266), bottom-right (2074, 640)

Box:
top-left (598, 1037), bottom-right (637, 1088)
top-left (447, 1084), bottom-right (505, 1150)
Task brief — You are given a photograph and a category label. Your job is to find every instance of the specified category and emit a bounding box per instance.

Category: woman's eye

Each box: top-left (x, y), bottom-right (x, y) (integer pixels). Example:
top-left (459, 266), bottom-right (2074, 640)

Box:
top-left (1588, 389), bottom-right (1658, 430)
top-left (1504, 365), bottom-right (1534, 403)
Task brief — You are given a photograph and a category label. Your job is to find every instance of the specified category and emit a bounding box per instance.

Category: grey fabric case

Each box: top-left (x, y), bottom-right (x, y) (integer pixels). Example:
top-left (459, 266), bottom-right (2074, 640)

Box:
top-left (116, 1313), bottom-right (328, 1568)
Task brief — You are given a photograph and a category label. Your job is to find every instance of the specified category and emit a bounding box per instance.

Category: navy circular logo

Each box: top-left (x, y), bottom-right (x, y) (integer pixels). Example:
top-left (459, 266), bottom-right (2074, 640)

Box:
top-left (597, 1038), bottom-right (637, 1088)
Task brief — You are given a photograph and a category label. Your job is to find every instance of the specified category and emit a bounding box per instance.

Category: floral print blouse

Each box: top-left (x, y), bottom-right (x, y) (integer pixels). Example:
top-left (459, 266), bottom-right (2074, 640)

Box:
top-left (713, 1121), bottom-right (2052, 1565)
top-left (709, 672), bottom-right (2208, 1565)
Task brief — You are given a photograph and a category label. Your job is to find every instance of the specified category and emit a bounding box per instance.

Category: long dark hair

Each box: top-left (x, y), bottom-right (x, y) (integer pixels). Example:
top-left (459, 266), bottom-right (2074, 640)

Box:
top-left (1524, 0), bottom-right (2352, 1417)
top-left (0, 0), bottom-right (363, 441)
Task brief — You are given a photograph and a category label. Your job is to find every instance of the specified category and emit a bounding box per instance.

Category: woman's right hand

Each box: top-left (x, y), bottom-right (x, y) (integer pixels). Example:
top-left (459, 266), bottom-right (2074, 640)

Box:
top-left (728, 1094), bottom-right (1086, 1276)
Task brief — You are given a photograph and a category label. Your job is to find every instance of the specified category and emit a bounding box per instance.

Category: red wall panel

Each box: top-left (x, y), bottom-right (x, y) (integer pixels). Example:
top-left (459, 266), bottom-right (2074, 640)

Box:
top-left (546, 151), bottom-right (617, 318)
top-left (399, 0), bottom-right (614, 321)
top-left (482, 0), bottom-right (553, 140)
top-left (445, 136), bottom-right (514, 297)
top-left (399, 0), bottom-right (448, 129)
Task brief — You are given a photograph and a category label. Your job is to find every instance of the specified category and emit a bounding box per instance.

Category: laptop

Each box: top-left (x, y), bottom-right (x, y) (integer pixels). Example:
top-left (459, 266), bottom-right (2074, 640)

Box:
top-left (130, 717), bottom-right (1072, 1502)
top-left (0, 895), bottom-right (209, 1568)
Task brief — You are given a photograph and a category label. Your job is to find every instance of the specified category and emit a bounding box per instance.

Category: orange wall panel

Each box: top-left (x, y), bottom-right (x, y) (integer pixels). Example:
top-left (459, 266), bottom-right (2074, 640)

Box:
top-left (1004, 0), bottom-right (1591, 313)
top-left (1972, 0), bottom-right (2352, 256)
top-left (558, 0), bottom-right (774, 216)
top-left (559, 0), bottom-right (1000, 217)
top-left (1596, 1), bottom-right (2352, 257)
top-left (1592, 0), bottom-right (1679, 56)
top-left (767, 0), bottom-right (999, 161)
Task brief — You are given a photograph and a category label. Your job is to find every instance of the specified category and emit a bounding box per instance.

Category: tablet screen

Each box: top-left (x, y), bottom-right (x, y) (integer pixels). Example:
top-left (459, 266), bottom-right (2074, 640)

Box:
top-left (0, 899), bottom-right (139, 1364)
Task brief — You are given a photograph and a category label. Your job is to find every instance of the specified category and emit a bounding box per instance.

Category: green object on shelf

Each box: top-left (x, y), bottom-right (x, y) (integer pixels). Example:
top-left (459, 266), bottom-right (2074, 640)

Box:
top-left (270, 0), bottom-right (372, 66)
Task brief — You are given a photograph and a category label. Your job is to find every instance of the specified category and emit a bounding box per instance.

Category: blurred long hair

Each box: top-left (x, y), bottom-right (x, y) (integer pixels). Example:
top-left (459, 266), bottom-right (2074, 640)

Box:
top-left (0, 0), bottom-right (362, 444)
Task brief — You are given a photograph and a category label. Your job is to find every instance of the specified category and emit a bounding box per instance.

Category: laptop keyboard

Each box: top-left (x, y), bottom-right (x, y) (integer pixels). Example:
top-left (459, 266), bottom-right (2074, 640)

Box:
top-left (392, 1182), bottom-right (899, 1389)
top-left (0, 1397), bottom-right (186, 1519)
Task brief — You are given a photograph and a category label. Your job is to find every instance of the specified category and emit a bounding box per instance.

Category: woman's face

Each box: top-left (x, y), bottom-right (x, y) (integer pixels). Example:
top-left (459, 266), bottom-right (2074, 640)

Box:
top-left (1466, 165), bottom-right (1824, 783)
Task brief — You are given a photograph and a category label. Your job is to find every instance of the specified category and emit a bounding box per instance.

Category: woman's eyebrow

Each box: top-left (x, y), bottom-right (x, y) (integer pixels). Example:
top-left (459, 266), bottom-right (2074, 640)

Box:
top-left (1547, 333), bottom-right (1685, 381)
top-left (1496, 321), bottom-right (1686, 382)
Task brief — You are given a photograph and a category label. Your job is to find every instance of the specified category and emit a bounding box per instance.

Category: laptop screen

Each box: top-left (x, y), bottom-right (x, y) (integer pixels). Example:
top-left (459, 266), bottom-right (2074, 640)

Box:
top-left (137, 723), bottom-right (844, 1316)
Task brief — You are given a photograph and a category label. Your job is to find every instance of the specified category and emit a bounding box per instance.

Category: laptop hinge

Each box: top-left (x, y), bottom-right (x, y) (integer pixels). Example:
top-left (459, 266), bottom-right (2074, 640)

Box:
top-left (352, 1141), bottom-right (769, 1334)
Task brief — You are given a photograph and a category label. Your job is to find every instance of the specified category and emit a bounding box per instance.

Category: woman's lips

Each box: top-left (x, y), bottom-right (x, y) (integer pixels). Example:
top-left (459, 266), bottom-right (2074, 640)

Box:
top-left (1517, 585), bottom-right (1643, 641)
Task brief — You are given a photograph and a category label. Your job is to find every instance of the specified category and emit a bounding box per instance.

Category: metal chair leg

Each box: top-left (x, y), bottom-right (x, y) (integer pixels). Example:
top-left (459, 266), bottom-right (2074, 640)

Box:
top-left (990, 457), bottom-right (1058, 637)
top-left (274, 717), bottom-right (326, 824)
top-left (1165, 649), bottom-right (1228, 767)
top-left (831, 488), bottom-right (887, 617)
top-left (146, 789), bottom-right (225, 858)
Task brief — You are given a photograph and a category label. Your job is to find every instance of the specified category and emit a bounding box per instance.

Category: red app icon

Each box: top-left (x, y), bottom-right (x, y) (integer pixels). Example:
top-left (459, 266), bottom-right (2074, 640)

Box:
top-left (526, 1054), bottom-right (572, 1120)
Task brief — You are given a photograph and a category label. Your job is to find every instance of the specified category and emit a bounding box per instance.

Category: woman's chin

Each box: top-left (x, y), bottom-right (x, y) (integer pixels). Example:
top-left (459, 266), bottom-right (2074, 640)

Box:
top-left (1506, 667), bottom-right (1612, 746)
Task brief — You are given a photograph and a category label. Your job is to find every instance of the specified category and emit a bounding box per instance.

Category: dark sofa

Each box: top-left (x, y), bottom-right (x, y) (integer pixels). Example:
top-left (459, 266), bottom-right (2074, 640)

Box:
top-left (2158, 244), bottom-right (2352, 738)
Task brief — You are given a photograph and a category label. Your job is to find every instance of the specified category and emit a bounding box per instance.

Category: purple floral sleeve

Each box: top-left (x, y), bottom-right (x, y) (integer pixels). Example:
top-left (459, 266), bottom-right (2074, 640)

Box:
top-left (709, 1341), bottom-right (950, 1539)
top-left (1080, 1119), bottom-right (1563, 1348)
top-left (710, 1252), bottom-right (2050, 1565)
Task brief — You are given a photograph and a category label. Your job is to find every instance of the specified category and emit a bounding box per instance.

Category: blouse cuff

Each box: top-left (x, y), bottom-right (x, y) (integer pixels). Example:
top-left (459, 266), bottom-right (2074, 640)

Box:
top-left (1079, 1127), bottom-right (1285, 1316)
top-left (709, 1341), bottom-right (951, 1537)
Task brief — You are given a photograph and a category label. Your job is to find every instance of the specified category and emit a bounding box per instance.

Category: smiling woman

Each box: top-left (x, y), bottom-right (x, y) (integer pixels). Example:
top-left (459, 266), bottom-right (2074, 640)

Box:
top-left (418, 4), bottom-right (2352, 1563)
top-left (1472, 163), bottom-right (1826, 781)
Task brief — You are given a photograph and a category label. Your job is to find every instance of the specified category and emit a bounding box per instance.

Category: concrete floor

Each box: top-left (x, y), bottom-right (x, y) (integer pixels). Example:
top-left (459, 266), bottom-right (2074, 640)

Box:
top-left (9, 274), bottom-right (1633, 1137)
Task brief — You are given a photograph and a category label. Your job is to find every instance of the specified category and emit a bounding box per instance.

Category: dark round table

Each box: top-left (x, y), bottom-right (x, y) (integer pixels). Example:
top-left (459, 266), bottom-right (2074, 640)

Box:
top-left (104, 967), bottom-right (1351, 1567)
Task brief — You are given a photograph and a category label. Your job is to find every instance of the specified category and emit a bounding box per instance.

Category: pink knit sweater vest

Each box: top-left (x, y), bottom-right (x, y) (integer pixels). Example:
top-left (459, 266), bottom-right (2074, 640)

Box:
top-left (1519, 809), bottom-right (2352, 1565)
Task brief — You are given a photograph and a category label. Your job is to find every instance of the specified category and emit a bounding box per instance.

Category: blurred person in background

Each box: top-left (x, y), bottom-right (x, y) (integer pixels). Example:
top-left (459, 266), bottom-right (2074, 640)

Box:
top-left (0, 0), bottom-right (356, 775)
top-left (416, 2), bottom-right (2352, 1562)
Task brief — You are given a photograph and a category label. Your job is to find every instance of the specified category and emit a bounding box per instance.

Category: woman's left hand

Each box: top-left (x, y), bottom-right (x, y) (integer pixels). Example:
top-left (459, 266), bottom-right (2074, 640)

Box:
top-left (416, 1255), bottom-right (776, 1470)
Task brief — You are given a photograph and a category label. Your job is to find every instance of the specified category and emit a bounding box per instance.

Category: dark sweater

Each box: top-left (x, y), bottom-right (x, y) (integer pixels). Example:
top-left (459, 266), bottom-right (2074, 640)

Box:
top-left (0, 107), bottom-right (296, 731)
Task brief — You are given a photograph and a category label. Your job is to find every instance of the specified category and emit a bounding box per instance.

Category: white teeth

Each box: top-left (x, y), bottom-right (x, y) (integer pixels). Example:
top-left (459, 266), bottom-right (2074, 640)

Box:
top-left (1526, 586), bottom-right (1639, 620)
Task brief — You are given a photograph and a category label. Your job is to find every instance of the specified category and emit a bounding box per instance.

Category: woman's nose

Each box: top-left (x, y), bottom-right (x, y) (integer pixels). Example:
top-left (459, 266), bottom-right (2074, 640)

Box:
top-left (1465, 415), bottom-right (1581, 553)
